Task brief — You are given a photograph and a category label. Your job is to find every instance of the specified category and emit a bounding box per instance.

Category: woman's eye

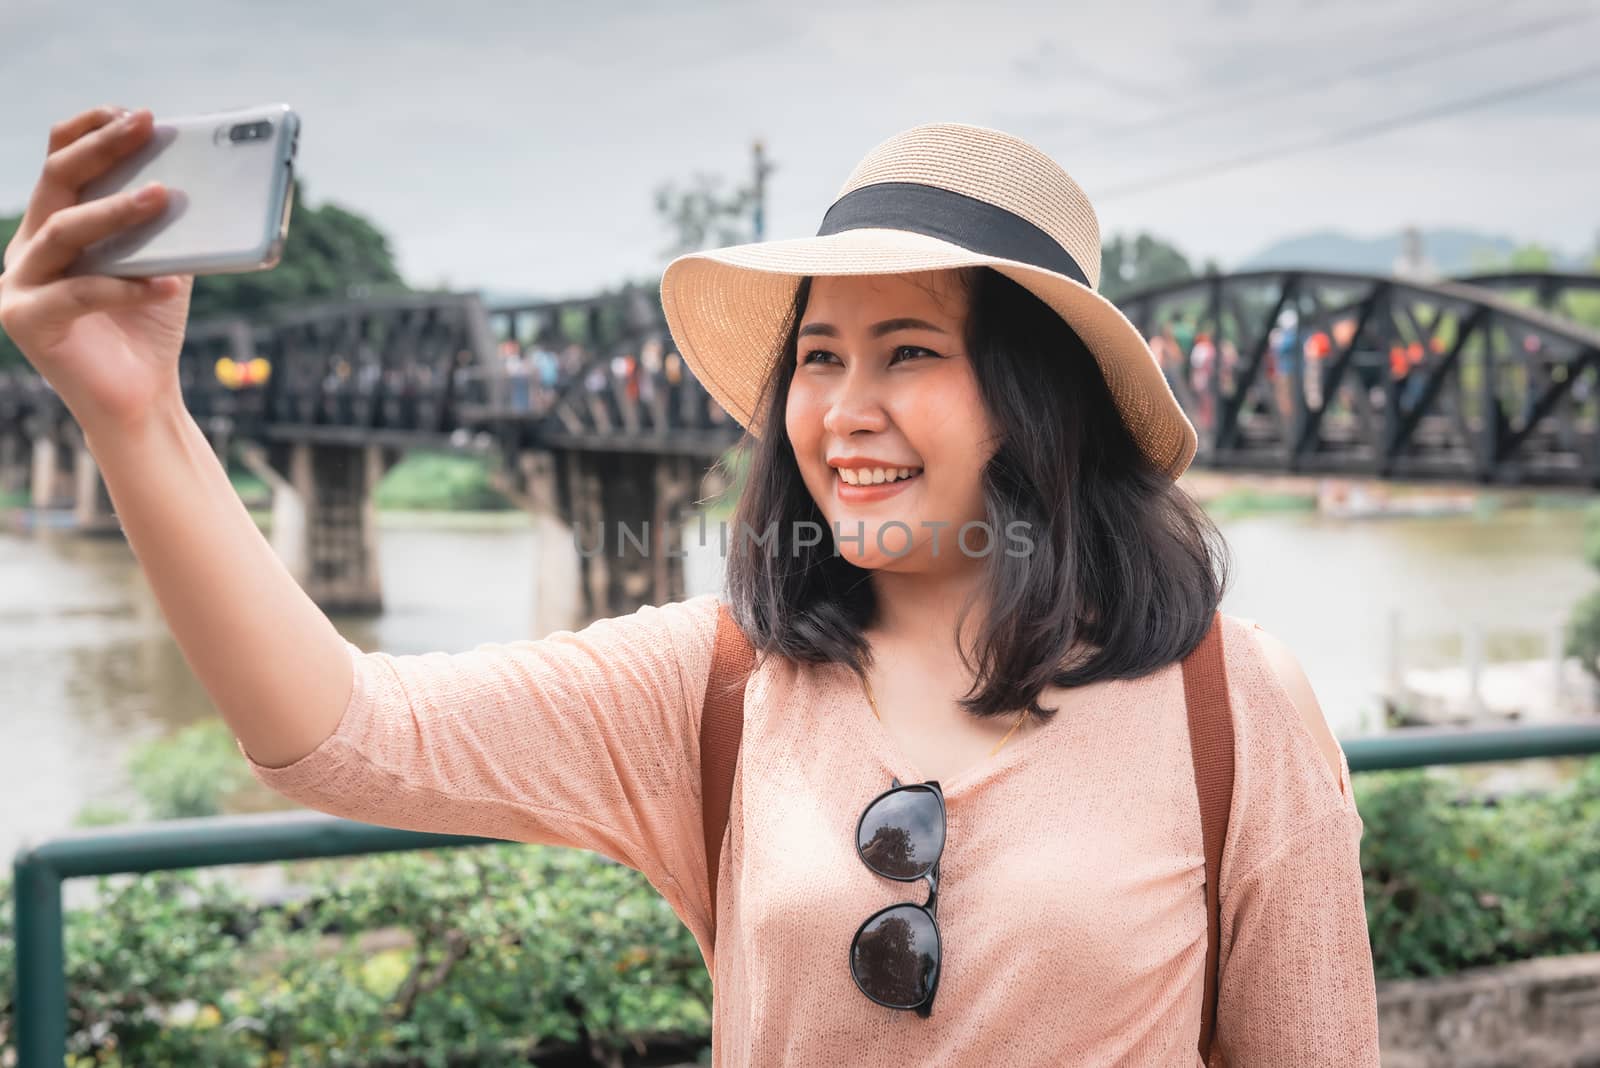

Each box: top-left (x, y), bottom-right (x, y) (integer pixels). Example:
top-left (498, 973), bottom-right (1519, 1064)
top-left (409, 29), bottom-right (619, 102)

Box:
top-left (798, 346), bottom-right (940, 367)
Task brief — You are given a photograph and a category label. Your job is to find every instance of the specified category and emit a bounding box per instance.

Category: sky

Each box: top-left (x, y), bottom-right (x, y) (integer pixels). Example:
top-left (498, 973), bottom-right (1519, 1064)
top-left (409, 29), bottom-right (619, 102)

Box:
top-left (2, 0), bottom-right (1596, 298)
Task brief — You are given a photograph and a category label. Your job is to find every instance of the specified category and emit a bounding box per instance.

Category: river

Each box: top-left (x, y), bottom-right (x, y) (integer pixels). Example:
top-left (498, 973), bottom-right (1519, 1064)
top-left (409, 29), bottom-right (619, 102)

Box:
top-left (2, 500), bottom-right (1592, 857)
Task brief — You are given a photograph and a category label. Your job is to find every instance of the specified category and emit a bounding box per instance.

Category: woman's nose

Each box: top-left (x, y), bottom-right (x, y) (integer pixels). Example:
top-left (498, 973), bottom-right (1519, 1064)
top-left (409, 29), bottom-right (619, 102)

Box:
top-left (821, 371), bottom-right (890, 437)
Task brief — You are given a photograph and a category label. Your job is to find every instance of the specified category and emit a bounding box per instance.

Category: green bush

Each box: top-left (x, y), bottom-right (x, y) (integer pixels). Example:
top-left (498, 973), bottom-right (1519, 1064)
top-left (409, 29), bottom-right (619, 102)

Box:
top-left (1564, 504), bottom-right (1600, 679)
top-left (4, 846), bottom-right (710, 1066)
top-left (374, 452), bottom-right (514, 512)
top-left (1358, 757), bottom-right (1600, 978)
top-left (1566, 590), bottom-right (1600, 681)
top-left (128, 721), bottom-right (254, 821)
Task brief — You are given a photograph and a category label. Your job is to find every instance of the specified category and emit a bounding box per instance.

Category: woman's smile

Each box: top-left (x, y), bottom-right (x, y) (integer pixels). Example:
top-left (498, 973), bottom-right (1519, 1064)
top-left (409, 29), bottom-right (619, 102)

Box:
top-left (832, 461), bottom-right (925, 504)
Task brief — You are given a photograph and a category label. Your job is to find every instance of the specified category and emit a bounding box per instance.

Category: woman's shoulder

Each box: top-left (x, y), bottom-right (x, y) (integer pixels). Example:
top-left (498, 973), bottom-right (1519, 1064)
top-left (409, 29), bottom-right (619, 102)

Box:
top-left (533, 593), bottom-right (726, 686)
top-left (1215, 611), bottom-right (1354, 811)
top-left (585, 591), bottom-right (724, 637)
top-left (1200, 612), bottom-right (1365, 910)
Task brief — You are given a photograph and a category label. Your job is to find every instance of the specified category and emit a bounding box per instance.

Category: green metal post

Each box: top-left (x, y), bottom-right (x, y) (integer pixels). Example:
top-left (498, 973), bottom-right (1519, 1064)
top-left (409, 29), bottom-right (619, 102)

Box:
top-left (14, 849), bottom-right (66, 1068)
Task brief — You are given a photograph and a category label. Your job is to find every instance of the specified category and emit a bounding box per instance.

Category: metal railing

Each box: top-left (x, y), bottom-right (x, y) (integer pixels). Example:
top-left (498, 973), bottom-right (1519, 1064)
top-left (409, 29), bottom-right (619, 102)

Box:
top-left (12, 720), bottom-right (1600, 1067)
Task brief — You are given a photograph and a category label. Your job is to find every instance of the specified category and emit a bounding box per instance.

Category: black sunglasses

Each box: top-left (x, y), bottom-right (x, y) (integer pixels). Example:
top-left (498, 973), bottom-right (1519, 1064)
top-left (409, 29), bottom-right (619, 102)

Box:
top-left (850, 776), bottom-right (945, 1017)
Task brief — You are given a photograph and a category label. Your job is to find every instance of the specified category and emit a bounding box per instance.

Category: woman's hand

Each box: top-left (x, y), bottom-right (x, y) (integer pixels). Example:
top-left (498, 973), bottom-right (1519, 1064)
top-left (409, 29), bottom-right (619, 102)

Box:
top-left (0, 105), bottom-right (195, 438)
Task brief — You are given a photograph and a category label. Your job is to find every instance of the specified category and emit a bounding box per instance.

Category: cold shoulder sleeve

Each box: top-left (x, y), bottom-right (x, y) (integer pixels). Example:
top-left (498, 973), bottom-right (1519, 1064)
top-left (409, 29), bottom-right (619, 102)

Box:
top-left (1209, 616), bottom-right (1381, 1067)
top-left (238, 593), bottom-right (722, 907)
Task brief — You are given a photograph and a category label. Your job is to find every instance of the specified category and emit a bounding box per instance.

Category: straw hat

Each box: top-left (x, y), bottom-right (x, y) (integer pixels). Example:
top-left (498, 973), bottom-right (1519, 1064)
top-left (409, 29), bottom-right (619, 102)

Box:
top-left (658, 121), bottom-right (1198, 479)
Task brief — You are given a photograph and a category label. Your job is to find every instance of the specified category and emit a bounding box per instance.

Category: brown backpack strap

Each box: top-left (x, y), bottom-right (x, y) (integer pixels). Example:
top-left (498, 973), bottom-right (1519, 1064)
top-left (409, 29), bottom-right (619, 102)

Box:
top-left (1181, 610), bottom-right (1235, 1066)
top-left (700, 600), bottom-right (755, 948)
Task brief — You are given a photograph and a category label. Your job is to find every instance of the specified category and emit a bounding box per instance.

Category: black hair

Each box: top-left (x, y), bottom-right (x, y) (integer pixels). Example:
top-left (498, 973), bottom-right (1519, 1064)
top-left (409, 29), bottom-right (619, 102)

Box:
top-left (719, 267), bottom-right (1229, 724)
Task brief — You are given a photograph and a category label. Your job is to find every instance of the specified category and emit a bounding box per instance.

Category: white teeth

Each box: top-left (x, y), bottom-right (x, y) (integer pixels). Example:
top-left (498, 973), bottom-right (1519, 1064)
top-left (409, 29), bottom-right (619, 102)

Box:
top-left (837, 466), bottom-right (920, 486)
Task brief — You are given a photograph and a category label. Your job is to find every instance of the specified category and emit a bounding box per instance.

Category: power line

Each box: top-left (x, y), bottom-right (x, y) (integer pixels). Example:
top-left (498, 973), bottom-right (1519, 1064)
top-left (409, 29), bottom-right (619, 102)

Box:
top-left (1088, 6), bottom-right (1594, 146)
top-left (1096, 61), bottom-right (1600, 201)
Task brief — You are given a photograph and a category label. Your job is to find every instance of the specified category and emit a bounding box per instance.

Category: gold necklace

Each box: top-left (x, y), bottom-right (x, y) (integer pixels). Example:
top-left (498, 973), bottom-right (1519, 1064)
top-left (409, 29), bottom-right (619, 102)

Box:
top-left (861, 671), bottom-right (1029, 760)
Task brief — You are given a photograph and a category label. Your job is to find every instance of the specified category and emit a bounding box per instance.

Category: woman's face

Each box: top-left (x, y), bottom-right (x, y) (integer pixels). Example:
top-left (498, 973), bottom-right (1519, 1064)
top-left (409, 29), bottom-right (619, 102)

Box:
top-left (785, 270), bottom-right (1001, 573)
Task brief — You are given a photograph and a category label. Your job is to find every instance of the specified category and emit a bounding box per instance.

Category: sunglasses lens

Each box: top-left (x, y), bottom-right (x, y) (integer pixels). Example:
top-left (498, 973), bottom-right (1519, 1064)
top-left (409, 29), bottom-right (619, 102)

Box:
top-left (857, 785), bottom-right (944, 879)
top-left (851, 903), bottom-right (940, 1008)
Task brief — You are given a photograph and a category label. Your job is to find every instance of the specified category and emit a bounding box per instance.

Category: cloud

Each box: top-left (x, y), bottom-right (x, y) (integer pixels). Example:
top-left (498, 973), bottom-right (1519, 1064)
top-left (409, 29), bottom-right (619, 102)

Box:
top-left (0, 0), bottom-right (1591, 295)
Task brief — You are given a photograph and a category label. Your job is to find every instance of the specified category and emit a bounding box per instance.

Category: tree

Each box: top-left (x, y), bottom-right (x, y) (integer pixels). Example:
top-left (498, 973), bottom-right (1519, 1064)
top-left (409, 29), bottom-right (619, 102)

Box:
top-left (0, 214), bottom-right (22, 371)
top-left (1566, 504), bottom-right (1600, 683)
top-left (1505, 243), bottom-right (1557, 272)
top-left (0, 177), bottom-right (408, 370)
top-left (653, 171), bottom-right (756, 261)
top-left (1477, 242), bottom-right (1600, 331)
top-left (1099, 232), bottom-right (1195, 302)
top-left (185, 176), bottom-right (408, 321)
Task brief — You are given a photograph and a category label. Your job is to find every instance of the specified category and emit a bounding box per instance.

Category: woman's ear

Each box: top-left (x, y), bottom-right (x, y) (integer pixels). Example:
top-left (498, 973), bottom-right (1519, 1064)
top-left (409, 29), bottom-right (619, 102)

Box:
top-left (1250, 623), bottom-right (1347, 798)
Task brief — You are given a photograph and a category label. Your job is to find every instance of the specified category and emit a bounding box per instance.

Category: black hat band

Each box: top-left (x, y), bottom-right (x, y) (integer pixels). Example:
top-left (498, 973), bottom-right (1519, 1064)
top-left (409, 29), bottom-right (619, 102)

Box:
top-left (815, 181), bottom-right (1090, 289)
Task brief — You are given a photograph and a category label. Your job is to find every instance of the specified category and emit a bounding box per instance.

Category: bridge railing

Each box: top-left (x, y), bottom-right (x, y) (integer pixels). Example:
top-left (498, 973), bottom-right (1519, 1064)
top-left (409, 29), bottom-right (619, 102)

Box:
top-left (12, 720), bottom-right (1600, 1066)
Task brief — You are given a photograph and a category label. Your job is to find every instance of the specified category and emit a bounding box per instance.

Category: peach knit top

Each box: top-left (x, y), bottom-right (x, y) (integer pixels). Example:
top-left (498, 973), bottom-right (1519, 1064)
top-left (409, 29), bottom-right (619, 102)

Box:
top-left (241, 593), bottom-right (1381, 1066)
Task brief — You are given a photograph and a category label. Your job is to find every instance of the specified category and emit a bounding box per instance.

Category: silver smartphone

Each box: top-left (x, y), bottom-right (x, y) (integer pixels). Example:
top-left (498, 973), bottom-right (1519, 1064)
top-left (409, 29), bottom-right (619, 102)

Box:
top-left (70, 103), bottom-right (300, 278)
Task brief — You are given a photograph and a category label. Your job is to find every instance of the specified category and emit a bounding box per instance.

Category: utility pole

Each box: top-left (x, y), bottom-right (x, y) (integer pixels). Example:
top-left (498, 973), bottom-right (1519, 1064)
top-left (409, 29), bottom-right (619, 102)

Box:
top-left (751, 139), bottom-right (775, 241)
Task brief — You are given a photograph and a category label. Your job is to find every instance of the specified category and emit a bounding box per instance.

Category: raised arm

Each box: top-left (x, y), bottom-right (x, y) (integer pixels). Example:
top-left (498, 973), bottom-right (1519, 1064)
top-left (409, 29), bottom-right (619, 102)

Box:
top-left (240, 595), bottom-right (721, 894)
top-left (1, 106), bottom-right (731, 928)
top-left (0, 106), bottom-right (356, 769)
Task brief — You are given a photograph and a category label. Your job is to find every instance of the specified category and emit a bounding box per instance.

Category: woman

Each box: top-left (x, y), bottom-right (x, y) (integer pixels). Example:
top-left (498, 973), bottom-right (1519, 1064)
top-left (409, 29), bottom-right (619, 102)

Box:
top-left (1, 112), bottom-right (1378, 1065)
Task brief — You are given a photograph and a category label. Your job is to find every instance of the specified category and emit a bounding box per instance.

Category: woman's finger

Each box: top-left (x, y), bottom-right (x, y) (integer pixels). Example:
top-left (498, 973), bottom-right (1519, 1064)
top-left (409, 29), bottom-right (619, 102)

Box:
top-left (46, 105), bottom-right (126, 154)
top-left (8, 183), bottom-right (167, 286)
top-left (16, 108), bottom-right (151, 245)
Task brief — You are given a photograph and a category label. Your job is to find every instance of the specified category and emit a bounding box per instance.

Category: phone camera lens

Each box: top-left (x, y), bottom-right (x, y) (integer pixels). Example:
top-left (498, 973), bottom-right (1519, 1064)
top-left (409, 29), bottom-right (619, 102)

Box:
top-left (228, 120), bottom-right (273, 143)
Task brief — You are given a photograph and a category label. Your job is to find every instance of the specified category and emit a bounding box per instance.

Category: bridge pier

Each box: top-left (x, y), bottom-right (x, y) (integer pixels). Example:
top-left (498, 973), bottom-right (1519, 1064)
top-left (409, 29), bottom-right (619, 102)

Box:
top-left (559, 451), bottom-right (706, 620)
top-left (0, 431), bottom-right (29, 498)
top-left (239, 441), bottom-right (398, 615)
top-left (28, 431), bottom-right (75, 512)
top-left (70, 439), bottom-right (119, 535)
top-left (22, 423), bottom-right (120, 533)
top-left (486, 449), bottom-right (582, 633)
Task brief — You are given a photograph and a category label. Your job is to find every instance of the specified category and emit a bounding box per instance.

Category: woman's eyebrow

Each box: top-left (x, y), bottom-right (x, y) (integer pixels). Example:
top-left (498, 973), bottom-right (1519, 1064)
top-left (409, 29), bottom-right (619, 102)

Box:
top-left (797, 317), bottom-right (951, 339)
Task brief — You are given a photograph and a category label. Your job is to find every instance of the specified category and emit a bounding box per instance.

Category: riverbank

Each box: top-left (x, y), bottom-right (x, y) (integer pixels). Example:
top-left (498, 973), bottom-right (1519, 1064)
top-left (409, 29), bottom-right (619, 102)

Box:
top-left (1178, 468), bottom-right (1594, 520)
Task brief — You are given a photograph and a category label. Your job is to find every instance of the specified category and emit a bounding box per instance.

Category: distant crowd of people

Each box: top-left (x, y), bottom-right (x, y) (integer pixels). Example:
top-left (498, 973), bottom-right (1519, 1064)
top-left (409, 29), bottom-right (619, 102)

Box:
top-left (494, 332), bottom-right (730, 428)
top-left (1147, 308), bottom-right (1457, 432)
top-left (496, 335), bottom-right (582, 413)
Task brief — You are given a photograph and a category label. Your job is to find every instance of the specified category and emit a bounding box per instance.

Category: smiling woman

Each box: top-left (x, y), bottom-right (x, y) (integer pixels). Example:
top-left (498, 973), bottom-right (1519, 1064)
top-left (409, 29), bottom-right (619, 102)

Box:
top-left (647, 121), bottom-right (1379, 1065)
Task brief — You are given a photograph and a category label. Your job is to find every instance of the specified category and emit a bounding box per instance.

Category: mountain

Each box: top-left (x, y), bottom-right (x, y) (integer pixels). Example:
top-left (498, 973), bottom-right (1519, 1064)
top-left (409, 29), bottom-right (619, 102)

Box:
top-left (1235, 228), bottom-right (1525, 276)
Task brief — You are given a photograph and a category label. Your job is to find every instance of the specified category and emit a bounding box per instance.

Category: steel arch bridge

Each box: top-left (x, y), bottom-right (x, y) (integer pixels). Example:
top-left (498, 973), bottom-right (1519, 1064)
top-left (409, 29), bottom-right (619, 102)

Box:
top-left (1115, 270), bottom-right (1600, 486)
top-left (3, 271), bottom-right (1599, 489)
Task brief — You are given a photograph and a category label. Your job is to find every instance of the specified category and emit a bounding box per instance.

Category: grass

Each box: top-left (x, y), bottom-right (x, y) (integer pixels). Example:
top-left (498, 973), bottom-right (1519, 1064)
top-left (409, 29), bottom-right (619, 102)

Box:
top-left (374, 451), bottom-right (515, 512)
top-left (222, 451), bottom-right (517, 514)
top-left (1202, 488), bottom-right (1318, 520)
